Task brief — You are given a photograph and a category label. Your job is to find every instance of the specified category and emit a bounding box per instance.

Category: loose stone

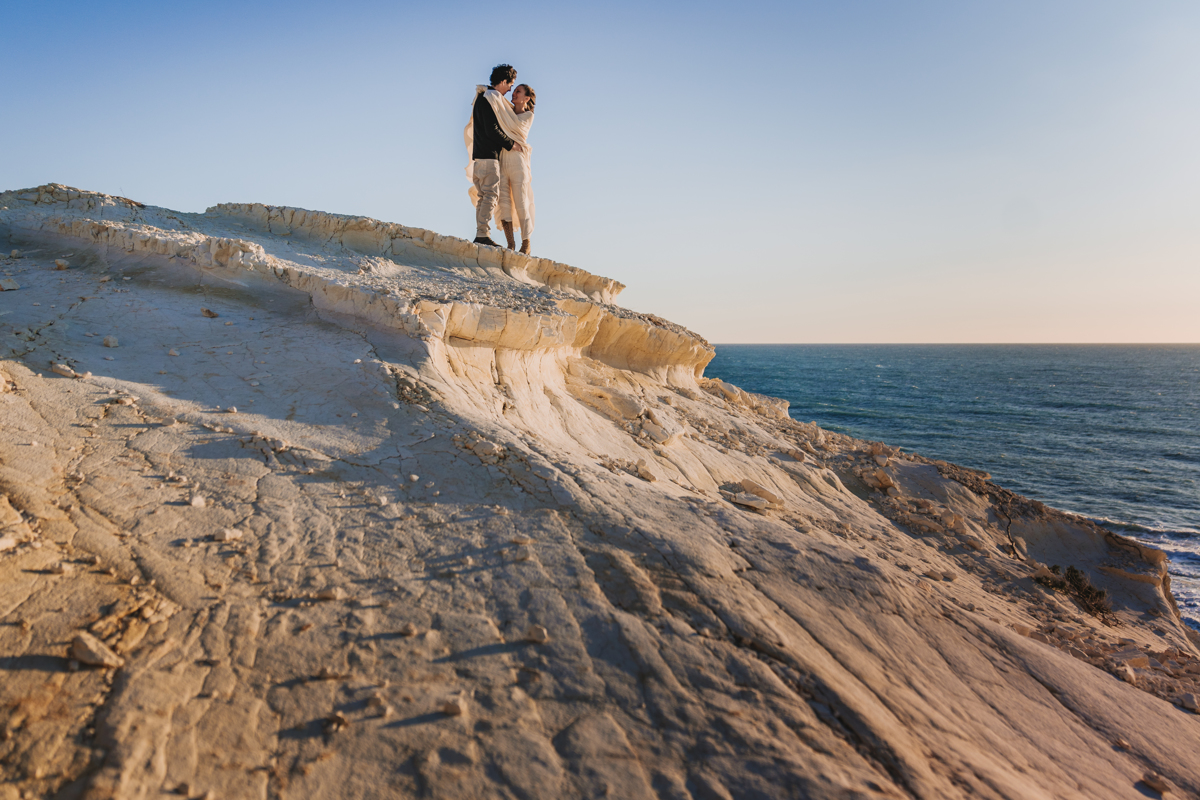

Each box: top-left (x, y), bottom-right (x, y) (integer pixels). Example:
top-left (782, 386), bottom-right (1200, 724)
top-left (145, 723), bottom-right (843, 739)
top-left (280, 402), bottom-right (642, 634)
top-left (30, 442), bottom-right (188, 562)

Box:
top-left (71, 633), bottom-right (125, 668)
top-left (1142, 771), bottom-right (1172, 794)
top-left (524, 624), bottom-right (550, 644)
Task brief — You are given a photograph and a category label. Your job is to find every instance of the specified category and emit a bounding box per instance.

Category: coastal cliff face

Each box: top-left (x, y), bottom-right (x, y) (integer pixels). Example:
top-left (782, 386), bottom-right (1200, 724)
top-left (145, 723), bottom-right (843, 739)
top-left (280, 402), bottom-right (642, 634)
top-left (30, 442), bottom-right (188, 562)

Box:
top-left (2, 185), bottom-right (1198, 800)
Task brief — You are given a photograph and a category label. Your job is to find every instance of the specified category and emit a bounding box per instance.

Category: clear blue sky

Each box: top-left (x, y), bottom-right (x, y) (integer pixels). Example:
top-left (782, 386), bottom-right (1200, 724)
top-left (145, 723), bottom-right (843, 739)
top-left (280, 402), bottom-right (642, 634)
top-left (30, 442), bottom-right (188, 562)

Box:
top-left (4, 1), bottom-right (1198, 342)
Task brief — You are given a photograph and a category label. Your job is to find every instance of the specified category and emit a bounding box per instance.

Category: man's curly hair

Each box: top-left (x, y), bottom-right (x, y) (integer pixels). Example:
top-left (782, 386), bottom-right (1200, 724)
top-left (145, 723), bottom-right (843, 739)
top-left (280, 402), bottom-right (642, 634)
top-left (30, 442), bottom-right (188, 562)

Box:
top-left (490, 64), bottom-right (517, 87)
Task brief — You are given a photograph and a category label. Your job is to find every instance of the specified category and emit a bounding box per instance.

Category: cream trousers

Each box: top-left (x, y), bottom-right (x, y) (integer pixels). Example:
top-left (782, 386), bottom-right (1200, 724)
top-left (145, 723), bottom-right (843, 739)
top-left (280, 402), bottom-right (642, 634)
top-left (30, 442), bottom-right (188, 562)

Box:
top-left (472, 158), bottom-right (500, 238)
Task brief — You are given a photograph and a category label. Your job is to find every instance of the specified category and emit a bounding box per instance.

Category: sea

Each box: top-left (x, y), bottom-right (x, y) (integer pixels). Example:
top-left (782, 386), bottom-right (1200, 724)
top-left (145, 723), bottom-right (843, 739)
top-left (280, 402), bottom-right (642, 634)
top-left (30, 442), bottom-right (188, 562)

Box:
top-left (707, 345), bottom-right (1200, 630)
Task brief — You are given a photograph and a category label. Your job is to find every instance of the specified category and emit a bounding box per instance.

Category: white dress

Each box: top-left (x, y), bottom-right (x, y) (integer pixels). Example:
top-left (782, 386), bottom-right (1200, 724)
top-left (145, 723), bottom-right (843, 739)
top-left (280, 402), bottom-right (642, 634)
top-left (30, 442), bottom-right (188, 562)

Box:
top-left (497, 110), bottom-right (535, 239)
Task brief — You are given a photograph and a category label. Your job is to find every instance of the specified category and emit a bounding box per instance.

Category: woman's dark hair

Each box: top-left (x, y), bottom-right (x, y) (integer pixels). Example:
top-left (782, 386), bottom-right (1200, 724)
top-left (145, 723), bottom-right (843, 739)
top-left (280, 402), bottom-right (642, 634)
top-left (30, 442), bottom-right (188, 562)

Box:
top-left (490, 64), bottom-right (517, 86)
top-left (516, 84), bottom-right (536, 112)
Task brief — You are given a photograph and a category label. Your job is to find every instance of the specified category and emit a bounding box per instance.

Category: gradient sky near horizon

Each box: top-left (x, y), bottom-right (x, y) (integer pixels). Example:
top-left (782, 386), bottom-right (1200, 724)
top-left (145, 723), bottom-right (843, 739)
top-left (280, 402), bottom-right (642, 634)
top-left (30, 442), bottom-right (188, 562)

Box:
top-left (4, 1), bottom-right (1198, 343)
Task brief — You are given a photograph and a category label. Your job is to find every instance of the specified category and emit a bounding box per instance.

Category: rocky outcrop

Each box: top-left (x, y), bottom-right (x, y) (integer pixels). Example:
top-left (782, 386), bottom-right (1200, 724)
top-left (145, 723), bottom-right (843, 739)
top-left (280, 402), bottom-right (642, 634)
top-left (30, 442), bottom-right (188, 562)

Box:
top-left (0, 184), bottom-right (710, 383)
top-left (2, 186), bottom-right (1198, 800)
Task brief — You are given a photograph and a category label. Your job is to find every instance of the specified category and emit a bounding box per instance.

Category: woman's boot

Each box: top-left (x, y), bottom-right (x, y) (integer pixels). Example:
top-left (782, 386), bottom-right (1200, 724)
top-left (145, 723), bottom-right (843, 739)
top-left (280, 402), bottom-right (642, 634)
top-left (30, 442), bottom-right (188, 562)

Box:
top-left (501, 221), bottom-right (516, 250)
top-left (519, 238), bottom-right (531, 255)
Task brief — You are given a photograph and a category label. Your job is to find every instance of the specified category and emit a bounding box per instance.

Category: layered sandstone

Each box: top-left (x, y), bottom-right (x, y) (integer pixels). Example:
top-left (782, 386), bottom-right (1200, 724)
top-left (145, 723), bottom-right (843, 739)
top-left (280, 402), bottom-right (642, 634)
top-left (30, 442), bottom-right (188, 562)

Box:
top-left (1, 185), bottom-right (1198, 800)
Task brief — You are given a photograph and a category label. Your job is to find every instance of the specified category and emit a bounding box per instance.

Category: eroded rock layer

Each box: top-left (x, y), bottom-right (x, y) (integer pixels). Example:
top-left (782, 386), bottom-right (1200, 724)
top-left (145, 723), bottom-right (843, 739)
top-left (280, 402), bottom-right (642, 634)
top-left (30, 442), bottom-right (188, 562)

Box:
top-left (1, 186), bottom-right (1198, 800)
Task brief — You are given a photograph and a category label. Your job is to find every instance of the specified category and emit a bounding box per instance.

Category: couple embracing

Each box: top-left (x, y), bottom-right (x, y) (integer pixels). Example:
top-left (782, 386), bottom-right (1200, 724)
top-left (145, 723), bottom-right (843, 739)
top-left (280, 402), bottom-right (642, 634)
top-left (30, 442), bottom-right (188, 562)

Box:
top-left (465, 64), bottom-right (536, 254)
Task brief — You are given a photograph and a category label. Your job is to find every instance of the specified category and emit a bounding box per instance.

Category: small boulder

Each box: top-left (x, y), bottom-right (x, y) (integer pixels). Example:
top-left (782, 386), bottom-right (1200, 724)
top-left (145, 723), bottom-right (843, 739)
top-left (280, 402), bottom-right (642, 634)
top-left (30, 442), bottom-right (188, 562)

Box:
top-left (315, 587), bottom-right (345, 601)
top-left (1181, 692), bottom-right (1198, 711)
top-left (472, 440), bottom-right (502, 457)
top-left (323, 711), bottom-right (349, 734)
top-left (524, 624), bottom-right (550, 644)
top-left (1142, 771), bottom-right (1172, 794)
top-left (214, 528), bottom-right (243, 542)
top-left (71, 633), bottom-right (125, 668)
top-left (51, 363), bottom-right (77, 378)
top-left (726, 491), bottom-right (770, 510)
top-left (201, 308), bottom-right (219, 318)
top-left (10, 250), bottom-right (21, 258)
top-left (636, 458), bottom-right (659, 482)
top-left (55, 259), bottom-right (69, 270)
top-left (0, 278), bottom-right (19, 291)
top-left (739, 478), bottom-right (781, 505)
top-left (102, 336), bottom-right (118, 347)
top-left (441, 696), bottom-right (467, 716)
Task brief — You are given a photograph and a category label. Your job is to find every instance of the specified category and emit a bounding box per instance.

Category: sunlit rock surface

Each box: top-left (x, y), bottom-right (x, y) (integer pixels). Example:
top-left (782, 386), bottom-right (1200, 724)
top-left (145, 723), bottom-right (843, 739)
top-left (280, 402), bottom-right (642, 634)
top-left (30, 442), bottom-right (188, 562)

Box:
top-left (2, 184), bottom-right (1199, 800)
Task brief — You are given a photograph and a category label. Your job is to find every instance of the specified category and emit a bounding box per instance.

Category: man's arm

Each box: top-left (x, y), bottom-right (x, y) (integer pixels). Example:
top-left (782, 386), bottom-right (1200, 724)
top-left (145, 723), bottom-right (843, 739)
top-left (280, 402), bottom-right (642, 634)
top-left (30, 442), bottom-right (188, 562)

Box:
top-left (477, 98), bottom-right (515, 151)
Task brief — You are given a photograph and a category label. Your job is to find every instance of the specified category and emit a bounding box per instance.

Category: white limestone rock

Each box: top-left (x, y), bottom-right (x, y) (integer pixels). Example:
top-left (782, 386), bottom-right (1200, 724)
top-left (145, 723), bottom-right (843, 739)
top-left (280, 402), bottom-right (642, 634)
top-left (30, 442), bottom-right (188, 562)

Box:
top-left (0, 184), bottom-right (1195, 800)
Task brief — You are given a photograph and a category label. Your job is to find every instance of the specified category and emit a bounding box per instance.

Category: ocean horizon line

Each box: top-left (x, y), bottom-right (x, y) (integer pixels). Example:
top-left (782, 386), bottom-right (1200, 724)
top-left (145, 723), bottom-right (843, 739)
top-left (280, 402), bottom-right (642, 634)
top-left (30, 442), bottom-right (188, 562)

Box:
top-left (712, 341), bottom-right (1200, 347)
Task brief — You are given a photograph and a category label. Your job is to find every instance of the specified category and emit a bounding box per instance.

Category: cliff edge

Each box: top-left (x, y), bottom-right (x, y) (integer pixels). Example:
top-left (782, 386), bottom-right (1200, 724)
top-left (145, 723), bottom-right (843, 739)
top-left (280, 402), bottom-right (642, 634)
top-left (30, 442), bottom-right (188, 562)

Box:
top-left (2, 185), bottom-right (1198, 800)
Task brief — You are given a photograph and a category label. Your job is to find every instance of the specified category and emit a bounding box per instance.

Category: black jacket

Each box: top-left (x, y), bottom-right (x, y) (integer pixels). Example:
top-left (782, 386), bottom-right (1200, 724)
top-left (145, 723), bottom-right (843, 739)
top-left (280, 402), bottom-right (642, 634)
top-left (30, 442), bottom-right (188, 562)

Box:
top-left (472, 89), bottom-right (514, 160)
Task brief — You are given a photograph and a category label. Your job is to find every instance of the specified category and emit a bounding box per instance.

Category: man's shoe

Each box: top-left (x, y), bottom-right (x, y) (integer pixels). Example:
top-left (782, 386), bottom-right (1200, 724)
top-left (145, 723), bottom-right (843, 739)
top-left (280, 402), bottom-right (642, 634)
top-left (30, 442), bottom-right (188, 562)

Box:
top-left (519, 238), bottom-right (531, 255)
top-left (501, 221), bottom-right (516, 250)
top-left (473, 236), bottom-right (499, 247)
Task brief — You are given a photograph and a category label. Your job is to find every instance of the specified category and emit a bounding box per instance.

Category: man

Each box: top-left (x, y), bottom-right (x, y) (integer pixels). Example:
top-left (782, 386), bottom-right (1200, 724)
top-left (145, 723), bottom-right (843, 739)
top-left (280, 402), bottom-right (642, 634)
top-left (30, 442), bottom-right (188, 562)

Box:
top-left (470, 64), bottom-right (525, 247)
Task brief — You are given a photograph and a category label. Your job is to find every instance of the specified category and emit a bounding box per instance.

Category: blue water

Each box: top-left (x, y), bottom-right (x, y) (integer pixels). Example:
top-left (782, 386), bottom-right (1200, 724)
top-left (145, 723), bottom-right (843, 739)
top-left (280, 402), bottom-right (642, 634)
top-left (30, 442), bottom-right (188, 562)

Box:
top-left (707, 344), bottom-right (1200, 626)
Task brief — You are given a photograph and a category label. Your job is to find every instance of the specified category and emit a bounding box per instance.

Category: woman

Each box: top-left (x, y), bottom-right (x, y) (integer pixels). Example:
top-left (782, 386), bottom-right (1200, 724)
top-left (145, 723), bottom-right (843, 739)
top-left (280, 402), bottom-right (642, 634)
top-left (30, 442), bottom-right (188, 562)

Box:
top-left (497, 84), bottom-right (536, 254)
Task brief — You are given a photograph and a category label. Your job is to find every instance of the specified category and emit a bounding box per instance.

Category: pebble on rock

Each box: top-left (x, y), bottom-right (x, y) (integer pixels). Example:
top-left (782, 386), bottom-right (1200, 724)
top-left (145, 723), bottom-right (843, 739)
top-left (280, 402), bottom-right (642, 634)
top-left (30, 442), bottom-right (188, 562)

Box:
top-left (1142, 771), bottom-right (1172, 794)
top-left (214, 528), bottom-right (243, 542)
top-left (441, 697), bottom-right (467, 716)
top-left (71, 632), bottom-right (125, 668)
top-left (55, 259), bottom-right (69, 270)
top-left (201, 308), bottom-right (219, 318)
top-left (102, 336), bottom-right (118, 347)
top-left (0, 278), bottom-right (19, 291)
top-left (524, 624), bottom-right (550, 644)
